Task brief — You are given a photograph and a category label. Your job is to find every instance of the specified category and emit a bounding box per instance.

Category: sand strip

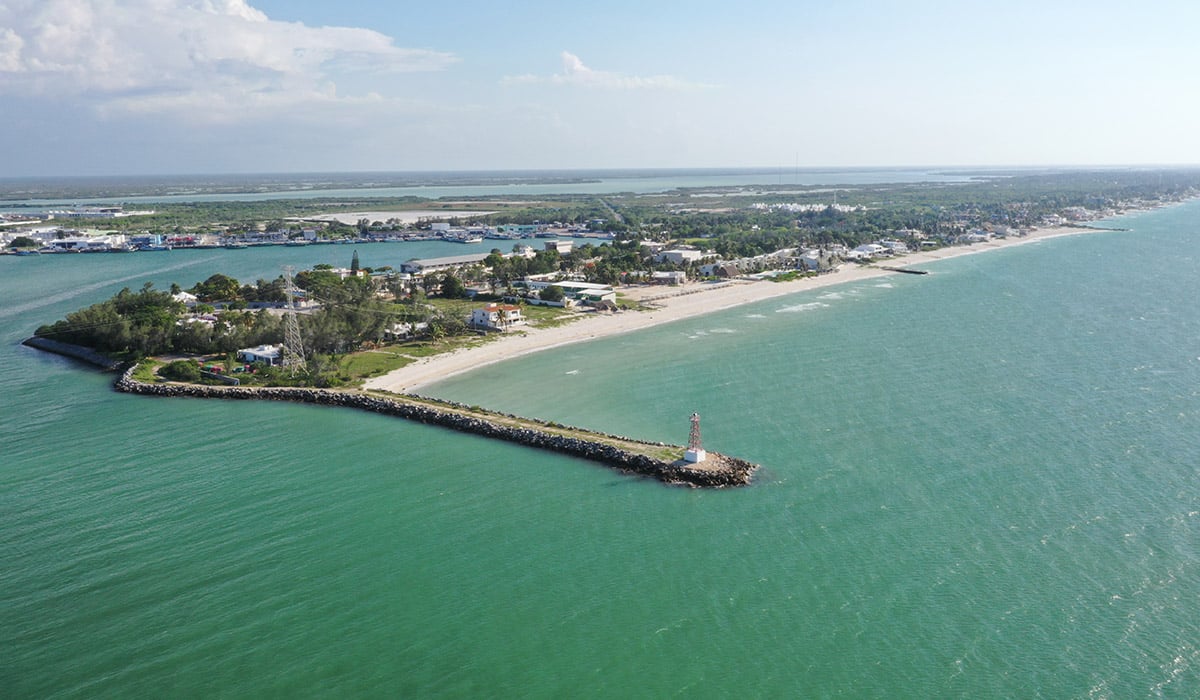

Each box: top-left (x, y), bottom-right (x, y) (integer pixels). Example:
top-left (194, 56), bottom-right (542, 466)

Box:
top-left (365, 226), bottom-right (1105, 393)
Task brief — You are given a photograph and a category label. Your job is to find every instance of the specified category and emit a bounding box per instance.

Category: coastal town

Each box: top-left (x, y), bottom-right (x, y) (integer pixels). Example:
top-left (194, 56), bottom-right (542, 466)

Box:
top-left (19, 170), bottom-right (1200, 397)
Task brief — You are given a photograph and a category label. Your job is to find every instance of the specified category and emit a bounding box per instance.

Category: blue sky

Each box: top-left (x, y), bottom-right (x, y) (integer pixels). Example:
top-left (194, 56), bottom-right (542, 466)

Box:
top-left (1, 0), bottom-right (1197, 176)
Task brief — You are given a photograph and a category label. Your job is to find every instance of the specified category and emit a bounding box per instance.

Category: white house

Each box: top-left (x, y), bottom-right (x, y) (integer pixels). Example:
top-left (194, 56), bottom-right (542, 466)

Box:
top-left (172, 290), bottom-right (199, 306)
top-left (517, 279), bottom-right (616, 304)
top-left (383, 321), bottom-right (429, 341)
top-left (799, 249), bottom-right (824, 271)
top-left (652, 271), bottom-right (687, 285)
top-left (237, 344), bottom-right (282, 365)
top-left (469, 304), bottom-right (525, 331)
top-left (850, 243), bottom-right (888, 259)
top-left (654, 248), bottom-right (705, 265)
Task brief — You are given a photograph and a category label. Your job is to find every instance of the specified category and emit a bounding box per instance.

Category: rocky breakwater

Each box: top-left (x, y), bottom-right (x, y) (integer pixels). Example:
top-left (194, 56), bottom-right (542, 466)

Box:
top-left (114, 367), bottom-right (757, 488)
top-left (22, 336), bottom-right (123, 371)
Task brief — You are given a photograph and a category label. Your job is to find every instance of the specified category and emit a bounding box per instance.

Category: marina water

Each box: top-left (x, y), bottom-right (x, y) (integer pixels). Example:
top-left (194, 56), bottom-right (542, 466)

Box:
top-left (3, 204), bottom-right (1199, 697)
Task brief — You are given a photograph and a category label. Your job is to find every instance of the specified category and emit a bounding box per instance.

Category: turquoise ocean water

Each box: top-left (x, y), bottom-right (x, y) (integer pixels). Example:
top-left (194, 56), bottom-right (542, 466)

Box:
top-left (3, 203), bottom-right (1199, 697)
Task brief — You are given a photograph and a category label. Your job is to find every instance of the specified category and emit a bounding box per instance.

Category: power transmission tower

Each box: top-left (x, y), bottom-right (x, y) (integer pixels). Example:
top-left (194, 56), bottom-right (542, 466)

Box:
top-left (281, 265), bottom-right (306, 375)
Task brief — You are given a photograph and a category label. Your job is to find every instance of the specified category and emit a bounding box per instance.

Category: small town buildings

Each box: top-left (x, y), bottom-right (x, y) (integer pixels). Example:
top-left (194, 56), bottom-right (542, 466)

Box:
top-left (237, 344), bottom-right (282, 365)
top-left (543, 240), bottom-right (573, 254)
top-left (469, 304), bottom-right (525, 331)
top-left (498, 224), bottom-right (540, 237)
top-left (43, 234), bottom-right (128, 252)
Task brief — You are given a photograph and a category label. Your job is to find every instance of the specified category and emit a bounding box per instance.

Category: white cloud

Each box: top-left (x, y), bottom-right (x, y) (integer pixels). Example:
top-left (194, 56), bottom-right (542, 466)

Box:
top-left (504, 51), bottom-right (712, 90)
top-left (0, 0), bottom-right (456, 118)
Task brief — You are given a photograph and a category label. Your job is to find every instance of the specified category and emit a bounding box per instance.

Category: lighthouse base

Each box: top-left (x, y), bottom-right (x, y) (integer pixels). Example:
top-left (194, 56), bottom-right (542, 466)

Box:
top-left (684, 448), bottom-right (707, 464)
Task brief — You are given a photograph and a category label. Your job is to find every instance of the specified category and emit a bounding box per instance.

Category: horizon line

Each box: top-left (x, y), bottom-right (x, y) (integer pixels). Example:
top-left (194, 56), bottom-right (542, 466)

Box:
top-left (5, 163), bottom-right (1200, 181)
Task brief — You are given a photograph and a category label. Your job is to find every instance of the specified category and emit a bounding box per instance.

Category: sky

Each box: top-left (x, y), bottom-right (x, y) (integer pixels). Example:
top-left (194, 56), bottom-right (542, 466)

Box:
top-left (1, 0), bottom-right (1198, 176)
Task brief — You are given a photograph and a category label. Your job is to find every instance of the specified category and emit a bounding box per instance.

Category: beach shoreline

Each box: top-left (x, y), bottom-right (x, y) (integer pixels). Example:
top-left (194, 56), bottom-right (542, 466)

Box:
top-left (364, 224), bottom-right (1108, 393)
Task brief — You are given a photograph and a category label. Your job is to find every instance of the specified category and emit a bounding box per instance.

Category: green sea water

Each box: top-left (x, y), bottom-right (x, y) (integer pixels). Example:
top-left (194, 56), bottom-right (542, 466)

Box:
top-left (3, 205), bottom-right (1199, 697)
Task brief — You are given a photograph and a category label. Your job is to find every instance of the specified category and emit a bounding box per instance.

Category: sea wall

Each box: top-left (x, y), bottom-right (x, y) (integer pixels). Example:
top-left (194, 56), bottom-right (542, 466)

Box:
top-left (114, 367), bottom-right (756, 488)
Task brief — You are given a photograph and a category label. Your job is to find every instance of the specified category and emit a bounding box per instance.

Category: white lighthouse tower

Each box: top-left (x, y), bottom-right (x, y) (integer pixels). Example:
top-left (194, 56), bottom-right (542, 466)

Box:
top-left (684, 412), bottom-right (707, 463)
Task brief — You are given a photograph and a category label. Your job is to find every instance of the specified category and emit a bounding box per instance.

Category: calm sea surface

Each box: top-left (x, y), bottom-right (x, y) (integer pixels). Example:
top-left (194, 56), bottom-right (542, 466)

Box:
top-left (3, 203), bottom-right (1199, 697)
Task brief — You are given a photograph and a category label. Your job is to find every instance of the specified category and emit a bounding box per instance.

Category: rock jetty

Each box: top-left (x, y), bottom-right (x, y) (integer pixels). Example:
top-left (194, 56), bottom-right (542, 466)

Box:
top-left (22, 336), bottom-right (123, 371)
top-left (113, 366), bottom-right (757, 488)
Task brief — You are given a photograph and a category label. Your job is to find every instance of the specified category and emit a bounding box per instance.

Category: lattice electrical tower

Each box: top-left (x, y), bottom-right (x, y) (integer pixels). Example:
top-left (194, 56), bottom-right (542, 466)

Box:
top-left (281, 265), bottom-right (306, 374)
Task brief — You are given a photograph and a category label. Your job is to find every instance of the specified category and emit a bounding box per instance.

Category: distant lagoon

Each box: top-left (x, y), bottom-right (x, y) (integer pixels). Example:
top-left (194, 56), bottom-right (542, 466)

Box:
top-left (0, 167), bottom-right (982, 207)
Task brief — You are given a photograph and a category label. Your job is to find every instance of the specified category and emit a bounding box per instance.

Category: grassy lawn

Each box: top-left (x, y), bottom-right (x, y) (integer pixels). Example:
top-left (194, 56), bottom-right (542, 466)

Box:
top-left (336, 349), bottom-right (414, 378)
top-left (334, 333), bottom-right (495, 383)
top-left (131, 360), bottom-right (161, 382)
top-left (519, 303), bottom-right (582, 328)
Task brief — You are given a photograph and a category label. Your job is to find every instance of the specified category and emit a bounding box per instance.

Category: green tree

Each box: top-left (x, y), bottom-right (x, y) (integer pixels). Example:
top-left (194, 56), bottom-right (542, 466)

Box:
top-left (190, 274), bottom-right (242, 302)
top-left (160, 359), bottom-right (201, 382)
top-left (7, 236), bottom-right (38, 249)
top-left (540, 284), bottom-right (565, 303)
top-left (440, 273), bottom-right (467, 299)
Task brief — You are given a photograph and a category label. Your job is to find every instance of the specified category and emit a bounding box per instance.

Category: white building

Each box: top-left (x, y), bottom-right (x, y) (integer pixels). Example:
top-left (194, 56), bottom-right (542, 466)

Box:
top-left (654, 248), bottom-right (705, 265)
top-left (172, 290), bottom-right (199, 306)
top-left (799, 249), bottom-right (824, 271)
top-left (43, 234), bottom-right (128, 252)
top-left (384, 321), bottom-right (429, 341)
top-left (517, 279), bottom-right (616, 304)
top-left (652, 271), bottom-right (687, 285)
top-left (237, 344), bottom-right (282, 365)
top-left (400, 252), bottom-right (493, 275)
top-left (469, 304), bottom-right (525, 331)
top-left (849, 243), bottom-right (888, 259)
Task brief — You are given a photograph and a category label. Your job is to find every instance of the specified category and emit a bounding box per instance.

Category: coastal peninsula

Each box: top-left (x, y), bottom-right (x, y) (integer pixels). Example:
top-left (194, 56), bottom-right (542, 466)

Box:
top-left (17, 170), bottom-right (1195, 486)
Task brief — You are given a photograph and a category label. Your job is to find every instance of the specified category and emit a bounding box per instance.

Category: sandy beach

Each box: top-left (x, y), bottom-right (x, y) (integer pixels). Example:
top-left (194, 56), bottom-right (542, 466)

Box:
top-left (365, 225), bottom-right (1104, 392)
